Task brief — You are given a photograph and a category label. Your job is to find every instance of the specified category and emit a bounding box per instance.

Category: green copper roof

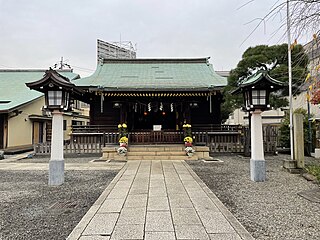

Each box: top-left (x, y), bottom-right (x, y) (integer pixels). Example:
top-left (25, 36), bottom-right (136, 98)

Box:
top-left (74, 58), bottom-right (227, 91)
top-left (0, 70), bottom-right (79, 112)
top-left (239, 70), bottom-right (285, 87)
top-left (232, 70), bottom-right (286, 95)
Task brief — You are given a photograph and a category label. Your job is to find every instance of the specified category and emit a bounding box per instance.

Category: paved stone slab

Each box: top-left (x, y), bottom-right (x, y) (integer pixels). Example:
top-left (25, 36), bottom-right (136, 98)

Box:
top-left (178, 173), bottom-right (195, 181)
top-left (82, 213), bottom-right (119, 236)
top-left (129, 187), bottom-right (149, 195)
top-left (148, 187), bottom-right (167, 197)
top-left (124, 194), bottom-right (147, 208)
top-left (209, 233), bottom-right (242, 240)
top-left (145, 231), bottom-right (176, 240)
top-left (172, 208), bottom-right (201, 225)
top-left (107, 188), bottom-right (129, 199)
top-left (167, 186), bottom-right (187, 195)
top-left (198, 210), bottom-right (235, 234)
top-left (149, 180), bottom-right (166, 188)
top-left (148, 196), bottom-right (170, 211)
top-left (117, 207), bottom-right (146, 225)
top-left (168, 194), bottom-right (193, 209)
top-left (110, 224), bottom-right (144, 240)
top-left (98, 198), bottom-right (125, 213)
top-left (145, 211), bottom-right (174, 232)
top-left (114, 180), bottom-right (133, 188)
top-left (181, 180), bottom-right (202, 189)
top-left (79, 236), bottom-right (110, 240)
top-left (175, 224), bottom-right (209, 240)
top-left (187, 190), bottom-right (210, 200)
top-left (191, 197), bottom-right (220, 212)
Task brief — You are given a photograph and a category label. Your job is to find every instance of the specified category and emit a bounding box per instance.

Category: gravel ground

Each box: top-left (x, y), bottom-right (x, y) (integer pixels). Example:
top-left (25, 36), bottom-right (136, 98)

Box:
top-left (188, 154), bottom-right (320, 240)
top-left (0, 165), bottom-right (118, 240)
top-left (17, 155), bottom-right (101, 164)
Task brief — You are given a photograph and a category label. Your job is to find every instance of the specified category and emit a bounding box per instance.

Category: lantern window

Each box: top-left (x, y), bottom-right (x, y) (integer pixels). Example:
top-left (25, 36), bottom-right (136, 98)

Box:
top-left (252, 90), bottom-right (266, 105)
top-left (48, 91), bottom-right (62, 106)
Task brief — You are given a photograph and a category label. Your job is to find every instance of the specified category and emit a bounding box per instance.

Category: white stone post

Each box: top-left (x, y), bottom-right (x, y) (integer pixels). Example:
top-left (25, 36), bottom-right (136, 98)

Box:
top-left (250, 109), bottom-right (266, 182)
top-left (49, 110), bottom-right (64, 185)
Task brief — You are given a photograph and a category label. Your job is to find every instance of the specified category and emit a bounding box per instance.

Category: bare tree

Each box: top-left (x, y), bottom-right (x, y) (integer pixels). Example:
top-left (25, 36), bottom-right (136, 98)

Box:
top-left (242, 0), bottom-right (320, 44)
top-left (288, 0), bottom-right (320, 39)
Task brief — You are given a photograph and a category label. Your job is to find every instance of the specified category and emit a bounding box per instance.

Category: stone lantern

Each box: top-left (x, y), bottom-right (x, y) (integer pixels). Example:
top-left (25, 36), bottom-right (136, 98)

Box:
top-left (233, 70), bottom-right (285, 181)
top-left (26, 68), bottom-right (82, 185)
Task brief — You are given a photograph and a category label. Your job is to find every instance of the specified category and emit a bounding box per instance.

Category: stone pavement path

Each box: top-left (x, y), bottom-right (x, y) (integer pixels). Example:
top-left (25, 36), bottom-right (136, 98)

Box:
top-left (68, 160), bottom-right (254, 240)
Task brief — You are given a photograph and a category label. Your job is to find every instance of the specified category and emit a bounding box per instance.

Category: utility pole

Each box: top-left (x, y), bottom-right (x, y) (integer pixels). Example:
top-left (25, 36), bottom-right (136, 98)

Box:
top-left (287, 0), bottom-right (294, 160)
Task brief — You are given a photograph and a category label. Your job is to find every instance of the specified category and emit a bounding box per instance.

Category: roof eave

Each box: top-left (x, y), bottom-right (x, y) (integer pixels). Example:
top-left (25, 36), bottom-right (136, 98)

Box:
top-left (86, 87), bottom-right (222, 92)
top-left (3, 95), bottom-right (44, 113)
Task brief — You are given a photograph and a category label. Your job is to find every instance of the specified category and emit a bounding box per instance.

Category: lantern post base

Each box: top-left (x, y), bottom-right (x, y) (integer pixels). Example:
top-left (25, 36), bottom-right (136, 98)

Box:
top-left (49, 159), bottom-right (65, 185)
top-left (250, 159), bottom-right (266, 182)
top-left (250, 110), bottom-right (266, 182)
top-left (49, 110), bottom-right (65, 186)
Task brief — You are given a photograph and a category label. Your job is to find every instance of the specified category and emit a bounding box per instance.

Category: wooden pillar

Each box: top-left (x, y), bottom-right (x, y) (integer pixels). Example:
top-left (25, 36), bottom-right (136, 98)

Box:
top-left (185, 101), bottom-right (191, 123)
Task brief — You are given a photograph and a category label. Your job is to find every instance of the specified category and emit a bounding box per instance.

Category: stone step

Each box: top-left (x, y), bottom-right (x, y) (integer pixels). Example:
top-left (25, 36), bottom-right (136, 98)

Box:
top-left (128, 145), bottom-right (185, 152)
top-left (102, 144), bottom-right (205, 161)
top-left (126, 155), bottom-right (198, 161)
top-left (127, 151), bottom-right (186, 156)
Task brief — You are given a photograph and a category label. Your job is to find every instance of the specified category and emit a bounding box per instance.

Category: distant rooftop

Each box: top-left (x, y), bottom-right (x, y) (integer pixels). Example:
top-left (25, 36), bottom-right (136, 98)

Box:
top-left (216, 70), bottom-right (230, 78)
top-left (0, 69), bottom-right (79, 112)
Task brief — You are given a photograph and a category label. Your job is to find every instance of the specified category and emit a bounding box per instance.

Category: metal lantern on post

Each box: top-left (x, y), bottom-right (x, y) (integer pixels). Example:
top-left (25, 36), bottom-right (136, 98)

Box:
top-left (26, 68), bottom-right (82, 185)
top-left (233, 70), bottom-right (285, 182)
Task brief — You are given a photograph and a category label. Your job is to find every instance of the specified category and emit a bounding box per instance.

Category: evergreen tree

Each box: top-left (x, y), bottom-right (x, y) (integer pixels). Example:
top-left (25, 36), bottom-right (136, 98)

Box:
top-left (221, 44), bottom-right (309, 122)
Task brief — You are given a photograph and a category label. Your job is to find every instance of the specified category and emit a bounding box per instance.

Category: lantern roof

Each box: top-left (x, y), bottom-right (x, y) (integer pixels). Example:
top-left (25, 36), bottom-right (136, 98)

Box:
top-left (232, 70), bottom-right (286, 95)
top-left (26, 68), bottom-right (81, 93)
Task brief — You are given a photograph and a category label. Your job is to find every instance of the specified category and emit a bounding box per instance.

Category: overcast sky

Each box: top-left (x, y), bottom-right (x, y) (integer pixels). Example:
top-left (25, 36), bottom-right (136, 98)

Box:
top-left (0, 0), bottom-right (292, 77)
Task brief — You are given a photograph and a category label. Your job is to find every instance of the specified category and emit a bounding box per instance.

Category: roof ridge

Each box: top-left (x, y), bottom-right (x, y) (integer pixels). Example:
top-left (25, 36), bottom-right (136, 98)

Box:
top-left (0, 69), bottom-right (74, 72)
top-left (102, 58), bottom-right (209, 64)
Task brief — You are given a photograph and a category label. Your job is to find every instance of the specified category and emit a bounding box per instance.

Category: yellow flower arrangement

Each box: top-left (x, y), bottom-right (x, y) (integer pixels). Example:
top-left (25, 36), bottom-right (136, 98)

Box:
top-left (183, 124), bottom-right (192, 128)
top-left (119, 136), bottom-right (128, 143)
top-left (184, 136), bottom-right (193, 143)
top-left (118, 123), bottom-right (127, 128)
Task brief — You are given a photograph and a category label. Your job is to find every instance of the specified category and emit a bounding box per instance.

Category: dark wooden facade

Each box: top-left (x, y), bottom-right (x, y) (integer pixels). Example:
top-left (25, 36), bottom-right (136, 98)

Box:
top-left (88, 92), bottom-right (223, 131)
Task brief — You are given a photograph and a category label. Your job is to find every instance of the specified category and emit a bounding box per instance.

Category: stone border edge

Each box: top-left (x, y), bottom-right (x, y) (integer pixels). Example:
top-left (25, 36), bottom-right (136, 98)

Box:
top-left (66, 163), bottom-right (128, 240)
top-left (182, 161), bottom-right (255, 240)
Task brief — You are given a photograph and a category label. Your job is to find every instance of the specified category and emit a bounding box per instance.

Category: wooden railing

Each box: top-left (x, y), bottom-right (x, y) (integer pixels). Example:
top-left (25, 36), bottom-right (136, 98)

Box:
top-left (192, 124), bottom-right (243, 132)
top-left (71, 132), bottom-right (118, 145)
top-left (34, 142), bottom-right (102, 155)
top-left (72, 125), bottom-right (118, 133)
top-left (47, 124), bottom-right (280, 154)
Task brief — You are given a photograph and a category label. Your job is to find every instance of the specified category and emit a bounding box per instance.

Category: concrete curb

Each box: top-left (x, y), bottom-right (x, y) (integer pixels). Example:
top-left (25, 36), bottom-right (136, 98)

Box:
top-left (182, 161), bottom-right (255, 240)
top-left (67, 163), bottom-right (128, 240)
top-left (0, 151), bottom-right (33, 163)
